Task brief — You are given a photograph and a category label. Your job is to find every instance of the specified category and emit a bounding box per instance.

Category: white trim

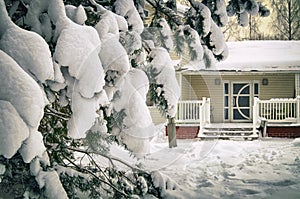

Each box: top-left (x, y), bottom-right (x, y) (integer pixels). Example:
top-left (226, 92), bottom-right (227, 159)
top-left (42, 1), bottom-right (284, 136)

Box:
top-left (296, 73), bottom-right (300, 97)
top-left (230, 81), bottom-right (252, 122)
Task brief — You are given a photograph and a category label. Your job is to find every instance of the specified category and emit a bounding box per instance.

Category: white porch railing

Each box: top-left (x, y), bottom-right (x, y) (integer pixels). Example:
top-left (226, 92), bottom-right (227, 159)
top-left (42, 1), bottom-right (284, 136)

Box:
top-left (176, 100), bottom-right (202, 124)
top-left (253, 96), bottom-right (300, 134)
top-left (176, 98), bottom-right (211, 127)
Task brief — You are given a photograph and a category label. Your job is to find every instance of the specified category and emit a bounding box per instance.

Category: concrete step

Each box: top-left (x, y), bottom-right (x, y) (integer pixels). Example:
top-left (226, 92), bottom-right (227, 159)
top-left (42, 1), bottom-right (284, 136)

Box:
top-left (202, 130), bottom-right (254, 135)
top-left (204, 127), bottom-right (253, 131)
top-left (199, 125), bottom-right (259, 140)
top-left (198, 134), bottom-right (258, 140)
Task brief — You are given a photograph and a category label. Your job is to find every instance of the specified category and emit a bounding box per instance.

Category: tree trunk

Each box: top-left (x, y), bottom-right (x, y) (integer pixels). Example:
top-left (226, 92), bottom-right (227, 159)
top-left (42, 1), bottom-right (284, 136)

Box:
top-left (167, 117), bottom-right (177, 148)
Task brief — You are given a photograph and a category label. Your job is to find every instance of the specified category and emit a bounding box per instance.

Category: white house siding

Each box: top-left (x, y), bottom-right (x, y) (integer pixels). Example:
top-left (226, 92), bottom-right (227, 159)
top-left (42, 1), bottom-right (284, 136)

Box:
top-left (181, 73), bottom-right (296, 123)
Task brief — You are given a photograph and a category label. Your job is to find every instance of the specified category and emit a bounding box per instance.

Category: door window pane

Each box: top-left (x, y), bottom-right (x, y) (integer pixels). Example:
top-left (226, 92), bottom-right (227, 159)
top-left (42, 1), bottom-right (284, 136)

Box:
top-left (224, 109), bottom-right (228, 120)
top-left (237, 96), bottom-right (250, 107)
top-left (233, 84), bottom-right (250, 94)
top-left (233, 109), bottom-right (250, 120)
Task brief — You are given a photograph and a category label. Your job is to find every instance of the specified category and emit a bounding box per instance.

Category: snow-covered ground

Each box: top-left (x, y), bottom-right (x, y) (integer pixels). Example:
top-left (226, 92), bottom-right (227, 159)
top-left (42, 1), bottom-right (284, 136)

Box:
top-left (107, 127), bottom-right (300, 199)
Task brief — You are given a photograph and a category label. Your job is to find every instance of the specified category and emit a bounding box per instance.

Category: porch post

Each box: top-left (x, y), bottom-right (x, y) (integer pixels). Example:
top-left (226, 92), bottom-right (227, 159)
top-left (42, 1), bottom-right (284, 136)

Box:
top-left (297, 96), bottom-right (300, 123)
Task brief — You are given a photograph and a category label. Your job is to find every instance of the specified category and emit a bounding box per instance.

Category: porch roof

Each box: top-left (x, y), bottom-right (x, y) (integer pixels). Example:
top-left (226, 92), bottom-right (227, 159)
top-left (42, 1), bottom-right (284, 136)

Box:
top-left (181, 40), bottom-right (300, 73)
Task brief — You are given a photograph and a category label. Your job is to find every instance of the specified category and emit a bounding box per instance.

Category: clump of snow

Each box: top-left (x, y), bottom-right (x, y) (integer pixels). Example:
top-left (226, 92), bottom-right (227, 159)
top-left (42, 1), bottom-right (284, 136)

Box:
top-left (209, 21), bottom-right (227, 55)
top-left (30, 157), bottom-right (42, 176)
top-left (151, 171), bottom-right (179, 193)
top-left (0, 163), bottom-right (5, 175)
top-left (227, 0), bottom-right (260, 27)
top-left (186, 26), bottom-right (203, 60)
top-left (111, 69), bottom-right (155, 156)
top-left (65, 5), bottom-right (87, 25)
top-left (0, 50), bottom-right (45, 130)
top-left (292, 138), bottom-right (300, 147)
top-left (19, 131), bottom-right (47, 163)
top-left (99, 36), bottom-right (130, 75)
top-left (23, 0), bottom-right (50, 40)
top-left (68, 89), bottom-right (108, 139)
top-left (214, 0), bottom-right (228, 26)
top-left (126, 68), bottom-right (149, 101)
top-left (94, 8), bottom-right (128, 40)
top-left (193, 2), bottom-right (211, 37)
top-left (48, 0), bottom-right (108, 139)
top-left (119, 31), bottom-right (142, 55)
top-left (157, 18), bottom-right (173, 51)
top-left (0, 100), bottom-right (29, 159)
top-left (36, 171), bottom-right (68, 199)
top-left (114, 0), bottom-right (144, 34)
top-left (137, 176), bottom-right (148, 195)
top-left (0, 0), bottom-right (54, 83)
top-left (149, 48), bottom-right (180, 118)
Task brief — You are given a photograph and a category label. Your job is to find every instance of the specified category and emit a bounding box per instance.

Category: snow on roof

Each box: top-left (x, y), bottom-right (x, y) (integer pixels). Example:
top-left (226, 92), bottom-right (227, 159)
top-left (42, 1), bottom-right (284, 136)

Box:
top-left (216, 40), bottom-right (300, 72)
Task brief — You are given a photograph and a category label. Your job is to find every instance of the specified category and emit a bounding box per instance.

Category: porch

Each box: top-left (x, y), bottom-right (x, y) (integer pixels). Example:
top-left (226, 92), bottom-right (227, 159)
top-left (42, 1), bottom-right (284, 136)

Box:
top-left (174, 96), bottom-right (300, 139)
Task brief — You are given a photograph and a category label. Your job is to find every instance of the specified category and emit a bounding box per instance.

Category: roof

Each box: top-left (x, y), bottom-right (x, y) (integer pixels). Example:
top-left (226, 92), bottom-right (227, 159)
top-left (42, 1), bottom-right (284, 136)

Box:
top-left (216, 40), bottom-right (300, 72)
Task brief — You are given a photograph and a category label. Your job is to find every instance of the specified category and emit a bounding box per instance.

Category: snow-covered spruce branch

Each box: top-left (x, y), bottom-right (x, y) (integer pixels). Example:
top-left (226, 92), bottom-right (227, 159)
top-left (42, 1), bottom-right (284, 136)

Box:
top-left (44, 106), bottom-right (70, 120)
top-left (66, 146), bottom-right (148, 174)
top-left (145, 0), bottom-right (182, 26)
top-left (61, 153), bottom-right (130, 198)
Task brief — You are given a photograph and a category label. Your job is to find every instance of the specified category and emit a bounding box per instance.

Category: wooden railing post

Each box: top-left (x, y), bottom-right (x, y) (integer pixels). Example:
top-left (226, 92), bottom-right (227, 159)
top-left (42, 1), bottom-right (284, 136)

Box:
top-left (206, 98), bottom-right (211, 124)
top-left (199, 98), bottom-right (205, 136)
top-left (253, 97), bottom-right (259, 135)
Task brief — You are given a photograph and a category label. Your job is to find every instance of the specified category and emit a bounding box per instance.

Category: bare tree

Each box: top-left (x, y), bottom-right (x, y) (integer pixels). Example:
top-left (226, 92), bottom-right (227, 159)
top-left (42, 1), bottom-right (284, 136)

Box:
top-left (271, 0), bottom-right (300, 40)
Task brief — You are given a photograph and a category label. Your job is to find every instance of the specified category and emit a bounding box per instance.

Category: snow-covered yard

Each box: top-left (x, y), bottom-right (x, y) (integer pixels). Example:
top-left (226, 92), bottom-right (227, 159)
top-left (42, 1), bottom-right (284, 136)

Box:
top-left (107, 129), bottom-right (300, 199)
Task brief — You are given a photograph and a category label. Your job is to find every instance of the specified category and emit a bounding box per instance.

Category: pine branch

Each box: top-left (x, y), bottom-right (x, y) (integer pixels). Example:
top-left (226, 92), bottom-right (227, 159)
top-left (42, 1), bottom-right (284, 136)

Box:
top-left (66, 146), bottom-right (148, 174)
top-left (62, 153), bottom-right (129, 198)
top-left (145, 0), bottom-right (182, 26)
top-left (45, 105), bottom-right (70, 119)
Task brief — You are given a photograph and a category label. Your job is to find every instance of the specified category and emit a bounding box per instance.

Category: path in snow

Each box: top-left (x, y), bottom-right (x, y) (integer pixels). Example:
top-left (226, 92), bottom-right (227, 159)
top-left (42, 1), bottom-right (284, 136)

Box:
top-left (143, 138), bottom-right (300, 199)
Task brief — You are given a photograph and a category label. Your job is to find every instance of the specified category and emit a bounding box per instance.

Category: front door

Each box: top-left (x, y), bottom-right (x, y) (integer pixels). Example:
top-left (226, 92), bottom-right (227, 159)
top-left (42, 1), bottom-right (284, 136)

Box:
top-left (224, 82), bottom-right (259, 122)
top-left (231, 83), bottom-right (251, 122)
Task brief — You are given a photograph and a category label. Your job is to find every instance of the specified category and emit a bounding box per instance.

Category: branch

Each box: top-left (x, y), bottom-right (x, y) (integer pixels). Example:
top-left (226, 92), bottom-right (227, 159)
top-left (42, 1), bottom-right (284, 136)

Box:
top-left (44, 111), bottom-right (69, 121)
top-left (62, 154), bottom-right (129, 198)
top-left (145, 0), bottom-right (182, 26)
top-left (66, 146), bottom-right (148, 174)
top-left (45, 105), bottom-right (70, 118)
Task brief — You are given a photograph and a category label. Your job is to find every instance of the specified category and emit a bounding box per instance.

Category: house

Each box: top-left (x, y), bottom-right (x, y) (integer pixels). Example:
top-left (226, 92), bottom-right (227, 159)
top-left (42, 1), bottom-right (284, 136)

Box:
top-left (149, 40), bottom-right (300, 139)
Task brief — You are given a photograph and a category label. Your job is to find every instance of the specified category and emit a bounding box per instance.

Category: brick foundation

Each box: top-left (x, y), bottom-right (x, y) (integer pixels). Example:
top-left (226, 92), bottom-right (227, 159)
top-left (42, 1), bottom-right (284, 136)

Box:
top-left (267, 126), bottom-right (300, 138)
top-left (166, 126), bottom-right (199, 139)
